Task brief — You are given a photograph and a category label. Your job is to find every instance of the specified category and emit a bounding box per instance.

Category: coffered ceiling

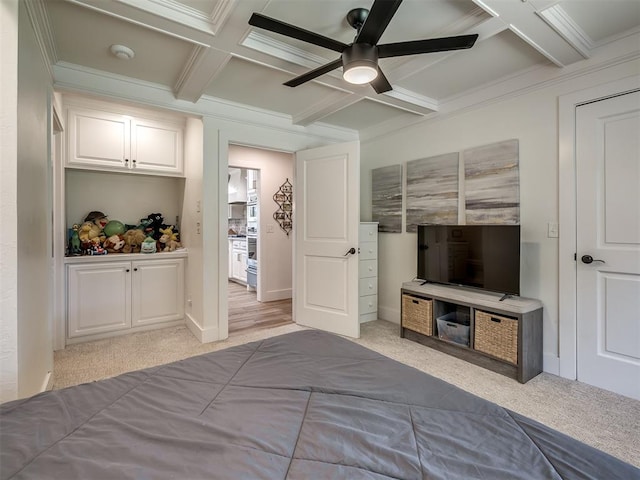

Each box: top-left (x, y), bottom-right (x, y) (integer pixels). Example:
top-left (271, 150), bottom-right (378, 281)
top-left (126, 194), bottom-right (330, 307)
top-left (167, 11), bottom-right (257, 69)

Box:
top-left (33, 0), bottom-right (640, 136)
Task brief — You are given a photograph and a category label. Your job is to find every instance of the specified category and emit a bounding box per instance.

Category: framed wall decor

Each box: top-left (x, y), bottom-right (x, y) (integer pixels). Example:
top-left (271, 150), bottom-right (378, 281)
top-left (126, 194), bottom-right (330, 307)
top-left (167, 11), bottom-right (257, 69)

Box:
top-left (273, 178), bottom-right (293, 236)
top-left (372, 164), bottom-right (402, 233)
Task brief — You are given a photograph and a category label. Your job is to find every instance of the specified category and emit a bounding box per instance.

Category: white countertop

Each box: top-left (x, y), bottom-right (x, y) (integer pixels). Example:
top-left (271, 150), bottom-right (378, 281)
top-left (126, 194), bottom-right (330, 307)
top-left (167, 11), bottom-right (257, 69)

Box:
top-left (64, 249), bottom-right (188, 264)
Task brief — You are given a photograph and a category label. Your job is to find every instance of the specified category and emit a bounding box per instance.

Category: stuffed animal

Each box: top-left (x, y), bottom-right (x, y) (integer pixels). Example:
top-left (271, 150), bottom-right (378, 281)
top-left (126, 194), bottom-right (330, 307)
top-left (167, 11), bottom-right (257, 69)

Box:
top-left (140, 236), bottom-right (157, 254)
top-left (142, 213), bottom-right (165, 240)
top-left (159, 226), bottom-right (181, 252)
top-left (122, 229), bottom-right (146, 254)
top-left (79, 211), bottom-right (109, 244)
top-left (104, 234), bottom-right (125, 253)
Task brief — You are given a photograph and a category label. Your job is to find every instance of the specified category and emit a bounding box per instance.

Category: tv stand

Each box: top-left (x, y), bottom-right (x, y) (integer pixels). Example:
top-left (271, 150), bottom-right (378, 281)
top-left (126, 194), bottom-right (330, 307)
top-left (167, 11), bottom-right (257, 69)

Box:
top-left (400, 281), bottom-right (543, 383)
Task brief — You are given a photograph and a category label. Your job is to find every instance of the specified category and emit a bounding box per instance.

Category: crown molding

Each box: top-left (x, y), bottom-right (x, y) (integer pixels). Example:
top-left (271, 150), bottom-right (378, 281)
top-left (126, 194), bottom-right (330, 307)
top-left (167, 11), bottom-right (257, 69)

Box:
top-left (537, 4), bottom-right (591, 59)
top-left (241, 30), bottom-right (330, 71)
top-left (383, 87), bottom-right (438, 112)
top-left (23, 0), bottom-right (57, 81)
top-left (52, 62), bottom-right (358, 144)
top-left (210, 0), bottom-right (239, 34)
top-left (360, 34), bottom-right (640, 142)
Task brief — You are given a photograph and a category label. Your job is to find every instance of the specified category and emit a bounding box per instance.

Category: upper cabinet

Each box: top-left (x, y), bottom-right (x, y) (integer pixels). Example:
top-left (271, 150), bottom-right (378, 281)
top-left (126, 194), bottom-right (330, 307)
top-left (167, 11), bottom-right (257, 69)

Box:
top-left (65, 101), bottom-right (184, 177)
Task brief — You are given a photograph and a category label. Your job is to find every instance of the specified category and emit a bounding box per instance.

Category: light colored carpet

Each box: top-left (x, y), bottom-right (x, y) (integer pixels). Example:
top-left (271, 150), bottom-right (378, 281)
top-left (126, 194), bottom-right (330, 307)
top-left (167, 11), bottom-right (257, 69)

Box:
top-left (53, 320), bottom-right (640, 467)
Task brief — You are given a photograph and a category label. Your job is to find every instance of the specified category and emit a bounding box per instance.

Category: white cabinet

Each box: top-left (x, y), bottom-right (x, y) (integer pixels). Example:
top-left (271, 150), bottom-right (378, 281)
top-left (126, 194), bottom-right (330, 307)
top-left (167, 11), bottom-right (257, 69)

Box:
top-left (67, 106), bottom-right (184, 176)
top-left (359, 222), bottom-right (378, 323)
top-left (230, 239), bottom-right (247, 283)
top-left (67, 256), bottom-right (185, 340)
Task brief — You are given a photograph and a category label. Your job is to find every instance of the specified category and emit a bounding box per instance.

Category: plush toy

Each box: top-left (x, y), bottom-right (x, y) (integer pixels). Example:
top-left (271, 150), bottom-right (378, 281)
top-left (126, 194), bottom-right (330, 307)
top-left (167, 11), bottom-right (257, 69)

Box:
top-left (69, 224), bottom-right (81, 255)
top-left (140, 236), bottom-right (157, 254)
top-left (122, 229), bottom-right (146, 254)
top-left (79, 211), bottom-right (109, 244)
top-left (142, 213), bottom-right (165, 240)
top-left (159, 226), bottom-right (181, 252)
top-left (104, 234), bottom-right (125, 253)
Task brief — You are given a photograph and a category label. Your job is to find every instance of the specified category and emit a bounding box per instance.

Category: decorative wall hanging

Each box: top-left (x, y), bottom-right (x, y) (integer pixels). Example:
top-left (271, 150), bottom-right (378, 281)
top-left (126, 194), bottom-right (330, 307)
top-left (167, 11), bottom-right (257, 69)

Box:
top-left (273, 178), bottom-right (293, 236)
top-left (464, 139), bottom-right (520, 224)
top-left (406, 152), bottom-right (459, 232)
top-left (372, 164), bottom-right (402, 233)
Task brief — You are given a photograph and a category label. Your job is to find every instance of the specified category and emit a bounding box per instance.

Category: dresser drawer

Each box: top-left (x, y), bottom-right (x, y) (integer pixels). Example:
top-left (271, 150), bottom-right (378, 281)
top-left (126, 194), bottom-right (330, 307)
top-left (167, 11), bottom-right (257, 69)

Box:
top-left (359, 223), bottom-right (378, 239)
top-left (359, 241), bottom-right (377, 260)
top-left (359, 259), bottom-right (377, 278)
top-left (359, 294), bottom-right (377, 314)
top-left (359, 278), bottom-right (378, 296)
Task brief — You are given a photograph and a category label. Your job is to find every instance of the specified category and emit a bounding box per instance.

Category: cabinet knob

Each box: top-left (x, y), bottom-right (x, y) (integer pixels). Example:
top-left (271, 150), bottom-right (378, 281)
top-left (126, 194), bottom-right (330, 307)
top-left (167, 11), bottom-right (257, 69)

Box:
top-left (124, 158), bottom-right (129, 164)
top-left (126, 269), bottom-right (130, 272)
top-left (134, 267), bottom-right (138, 272)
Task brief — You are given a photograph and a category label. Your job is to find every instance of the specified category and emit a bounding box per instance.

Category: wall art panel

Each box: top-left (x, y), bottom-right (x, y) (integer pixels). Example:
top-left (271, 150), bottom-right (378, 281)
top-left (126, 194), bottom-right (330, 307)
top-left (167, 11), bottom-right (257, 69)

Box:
top-left (406, 152), bottom-right (459, 232)
top-left (464, 139), bottom-right (519, 224)
top-left (372, 164), bottom-right (402, 233)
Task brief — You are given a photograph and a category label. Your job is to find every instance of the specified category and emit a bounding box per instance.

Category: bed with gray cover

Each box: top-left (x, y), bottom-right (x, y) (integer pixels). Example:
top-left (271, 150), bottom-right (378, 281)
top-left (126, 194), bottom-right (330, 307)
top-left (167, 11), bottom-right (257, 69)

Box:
top-left (1, 330), bottom-right (638, 479)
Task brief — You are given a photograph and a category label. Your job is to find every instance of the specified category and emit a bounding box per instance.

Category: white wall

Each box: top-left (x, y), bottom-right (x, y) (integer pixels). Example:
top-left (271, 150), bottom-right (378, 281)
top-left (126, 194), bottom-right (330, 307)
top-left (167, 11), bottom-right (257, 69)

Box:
top-left (361, 54), bottom-right (640, 373)
top-left (15, 0), bottom-right (53, 399)
top-left (182, 117), bottom-right (204, 337)
top-left (229, 144), bottom-right (294, 302)
top-left (0, 0), bottom-right (20, 403)
top-left (65, 170), bottom-right (184, 229)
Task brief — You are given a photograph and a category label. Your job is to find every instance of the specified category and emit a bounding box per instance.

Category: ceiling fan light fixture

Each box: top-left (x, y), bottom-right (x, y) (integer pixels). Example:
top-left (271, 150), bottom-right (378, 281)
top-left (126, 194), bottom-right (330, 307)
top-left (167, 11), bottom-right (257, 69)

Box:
top-left (343, 64), bottom-right (378, 84)
top-left (342, 43), bottom-right (378, 85)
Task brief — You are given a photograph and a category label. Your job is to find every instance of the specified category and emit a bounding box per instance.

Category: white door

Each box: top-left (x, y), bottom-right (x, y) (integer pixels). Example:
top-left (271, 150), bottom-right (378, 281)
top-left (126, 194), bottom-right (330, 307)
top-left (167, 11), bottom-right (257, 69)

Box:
top-left (294, 141), bottom-right (360, 338)
top-left (576, 91), bottom-right (640, 399)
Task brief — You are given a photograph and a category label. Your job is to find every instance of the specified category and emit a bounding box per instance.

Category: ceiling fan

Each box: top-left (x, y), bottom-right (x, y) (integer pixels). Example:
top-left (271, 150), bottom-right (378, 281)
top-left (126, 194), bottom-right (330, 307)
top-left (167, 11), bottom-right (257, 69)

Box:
top-left (248, 0), bottom-right (478, 94)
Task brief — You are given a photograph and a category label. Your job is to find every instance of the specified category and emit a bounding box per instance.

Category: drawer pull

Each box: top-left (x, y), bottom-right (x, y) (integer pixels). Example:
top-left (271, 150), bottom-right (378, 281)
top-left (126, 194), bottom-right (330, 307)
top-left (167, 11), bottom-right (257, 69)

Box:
top-left (491, 317), bottom-right (501, 323)
top-left (412, 299), bottom-right (419, 304)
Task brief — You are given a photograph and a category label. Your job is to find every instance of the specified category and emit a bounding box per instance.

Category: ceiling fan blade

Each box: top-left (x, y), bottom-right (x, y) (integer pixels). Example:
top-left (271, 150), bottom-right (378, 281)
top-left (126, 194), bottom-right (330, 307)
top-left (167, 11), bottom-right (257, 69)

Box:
top-left (378, 34), bottom-right (479, 58)
top-left (284, 58), bottom-right (343, 87)
top-left (370, 68), bottom-right (392, 94)
top-left (249, 13), bottom-right (348, 53)
top-left (355, 0), bottom-right (403, 46)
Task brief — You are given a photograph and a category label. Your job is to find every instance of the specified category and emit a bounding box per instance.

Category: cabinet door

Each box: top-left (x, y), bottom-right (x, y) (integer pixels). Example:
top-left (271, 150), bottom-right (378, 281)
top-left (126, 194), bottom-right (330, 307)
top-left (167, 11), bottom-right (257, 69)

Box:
top-left (67, 263), bottom-right (131, 337)
top-left (67, 108), bottom-right (130, 170)
top-left (239, 253), bottom-right (248, 282)
top-left (130, 118), bottom-right (183, 175)
top-left (131, 259), bottom-right (185, 327)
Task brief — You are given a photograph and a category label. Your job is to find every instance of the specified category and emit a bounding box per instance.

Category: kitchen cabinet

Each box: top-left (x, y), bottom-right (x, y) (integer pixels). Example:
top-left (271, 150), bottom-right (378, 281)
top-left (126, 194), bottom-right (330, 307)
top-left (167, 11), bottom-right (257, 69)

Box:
top-left (66, 106), bottom-right (184, 176)
top-left (230, 238), bottom-right (247, 283)
top-left (66, 255), bottom-right (185, 341)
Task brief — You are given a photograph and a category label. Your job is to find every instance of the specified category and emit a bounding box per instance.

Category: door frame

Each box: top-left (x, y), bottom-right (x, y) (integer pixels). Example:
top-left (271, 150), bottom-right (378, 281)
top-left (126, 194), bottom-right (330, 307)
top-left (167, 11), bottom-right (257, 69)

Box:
top-left (558, 75), bottom-right (640, 379)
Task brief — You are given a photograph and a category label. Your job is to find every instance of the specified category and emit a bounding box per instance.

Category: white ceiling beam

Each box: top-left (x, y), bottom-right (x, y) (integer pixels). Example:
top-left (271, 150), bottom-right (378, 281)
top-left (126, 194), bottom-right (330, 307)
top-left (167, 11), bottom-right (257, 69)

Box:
top-left (174, 46), bottom-right (232, 102)
top-left (65, 0), bottom-right (238, 47)
top-left (292, 92), bottom-right (362, 126)
top-left (470, 0), bottom-right (586, 66)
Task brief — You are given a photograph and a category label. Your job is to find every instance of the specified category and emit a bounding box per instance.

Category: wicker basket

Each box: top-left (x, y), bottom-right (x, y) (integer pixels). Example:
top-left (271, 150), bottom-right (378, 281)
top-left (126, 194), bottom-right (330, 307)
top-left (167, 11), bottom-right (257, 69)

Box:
top-left (402, 294), bottom-right (432, 336)
top-left (474, 310), bottom-right (518, 364)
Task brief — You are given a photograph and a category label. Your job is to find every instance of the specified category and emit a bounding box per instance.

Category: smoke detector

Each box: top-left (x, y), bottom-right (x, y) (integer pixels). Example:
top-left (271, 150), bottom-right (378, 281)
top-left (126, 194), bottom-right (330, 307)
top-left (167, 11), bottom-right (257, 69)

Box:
top-left (110, 44), bottom-right (135, 60)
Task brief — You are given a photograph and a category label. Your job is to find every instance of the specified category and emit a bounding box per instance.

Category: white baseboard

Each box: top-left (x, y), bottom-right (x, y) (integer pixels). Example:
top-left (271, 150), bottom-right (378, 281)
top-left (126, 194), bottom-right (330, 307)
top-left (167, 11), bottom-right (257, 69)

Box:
top-left (261, 288), bottom-right (292, 302)
top-left (185, 313), bottom-right (219, 343)
top-left (40, 371), bottom-right (53, 392)
top-left (378, 305), bottom-right (400, 324)
top-left (543, 353), bottom-right (560, 375)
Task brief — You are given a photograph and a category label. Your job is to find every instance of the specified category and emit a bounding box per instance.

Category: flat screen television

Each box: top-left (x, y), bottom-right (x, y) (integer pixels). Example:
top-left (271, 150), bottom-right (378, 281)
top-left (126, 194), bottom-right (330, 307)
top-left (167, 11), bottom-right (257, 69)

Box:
top-left (417, 225), bottom-right (520, 296)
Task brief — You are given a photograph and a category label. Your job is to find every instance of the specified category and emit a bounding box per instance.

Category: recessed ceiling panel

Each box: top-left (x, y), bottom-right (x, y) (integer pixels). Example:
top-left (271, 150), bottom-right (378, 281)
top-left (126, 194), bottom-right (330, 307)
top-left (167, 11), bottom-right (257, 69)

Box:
top-left (203, 57), bottom-right (347, 115)
top-left (46, 1), bottom-right (195, 87)
top-left (173, 0), bottom-right (218, 17)
top-left (320, 99), bottom-right (419, 130)
top-left (397, 30), bottom-right (549, 99)
top-left (255, 0), bottom-right (482, 60)
top-left (559, 0), bottom-right (640, 43)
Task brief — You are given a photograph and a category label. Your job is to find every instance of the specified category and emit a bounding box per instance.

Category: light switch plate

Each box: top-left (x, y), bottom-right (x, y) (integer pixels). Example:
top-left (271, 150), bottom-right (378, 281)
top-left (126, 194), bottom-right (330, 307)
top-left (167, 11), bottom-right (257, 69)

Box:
top-left (548, 222), bottom-right (559, 238)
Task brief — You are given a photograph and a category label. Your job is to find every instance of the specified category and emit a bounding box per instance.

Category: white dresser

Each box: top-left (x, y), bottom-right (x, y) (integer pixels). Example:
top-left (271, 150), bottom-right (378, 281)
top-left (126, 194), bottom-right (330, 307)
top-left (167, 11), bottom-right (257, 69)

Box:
top-left (359, 222), bottom-right (378, 323)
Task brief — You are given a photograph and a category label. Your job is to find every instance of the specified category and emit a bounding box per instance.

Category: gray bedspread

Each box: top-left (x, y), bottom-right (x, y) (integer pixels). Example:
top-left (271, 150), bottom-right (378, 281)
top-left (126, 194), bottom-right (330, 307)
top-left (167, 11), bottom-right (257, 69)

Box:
top-left (1, 330), bottom-right (638, 479)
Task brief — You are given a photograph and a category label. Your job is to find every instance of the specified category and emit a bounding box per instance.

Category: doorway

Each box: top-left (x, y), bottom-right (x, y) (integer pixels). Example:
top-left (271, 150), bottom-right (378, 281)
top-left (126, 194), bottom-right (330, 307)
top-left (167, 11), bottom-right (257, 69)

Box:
top-left (227, 145), bottom-right (294, 336)
top-left (558, 77), bottom-right (640, 395)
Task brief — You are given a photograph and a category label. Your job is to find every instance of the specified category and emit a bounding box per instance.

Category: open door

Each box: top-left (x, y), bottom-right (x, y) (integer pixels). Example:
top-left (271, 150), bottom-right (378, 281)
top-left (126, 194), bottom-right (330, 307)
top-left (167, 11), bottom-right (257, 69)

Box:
top-left (294, 141), bottom-right (360, 338)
